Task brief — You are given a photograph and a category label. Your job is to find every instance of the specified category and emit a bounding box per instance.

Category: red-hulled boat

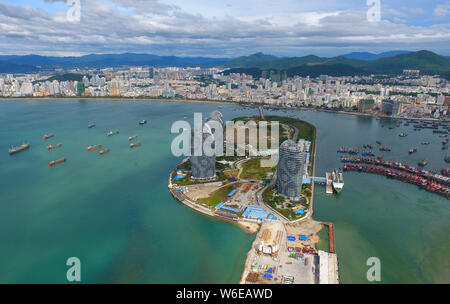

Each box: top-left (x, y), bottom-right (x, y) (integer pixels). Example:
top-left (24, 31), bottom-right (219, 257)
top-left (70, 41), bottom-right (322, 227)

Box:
top-left (49, 157), bottom-right (66, 166)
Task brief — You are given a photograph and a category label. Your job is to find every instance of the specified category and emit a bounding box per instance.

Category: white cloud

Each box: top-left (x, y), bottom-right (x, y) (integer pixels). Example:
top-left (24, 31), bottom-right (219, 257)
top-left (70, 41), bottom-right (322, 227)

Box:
top-left (434, 4), bottom-right (450, 18)
top-left (0, 0), bottom-right (448, 56)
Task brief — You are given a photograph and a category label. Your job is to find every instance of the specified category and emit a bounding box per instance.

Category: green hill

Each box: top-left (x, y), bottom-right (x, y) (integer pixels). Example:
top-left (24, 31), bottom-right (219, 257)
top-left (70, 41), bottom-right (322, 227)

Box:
top-left (222, 50), bottom-right (450, 79)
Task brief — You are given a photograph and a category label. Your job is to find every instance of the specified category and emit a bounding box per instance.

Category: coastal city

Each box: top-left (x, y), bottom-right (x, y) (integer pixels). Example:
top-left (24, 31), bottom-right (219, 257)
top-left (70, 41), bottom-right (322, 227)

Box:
top-left (1, 0), bottom-right (450, 291)
top-left (1, 67), bottom-right (449, 120)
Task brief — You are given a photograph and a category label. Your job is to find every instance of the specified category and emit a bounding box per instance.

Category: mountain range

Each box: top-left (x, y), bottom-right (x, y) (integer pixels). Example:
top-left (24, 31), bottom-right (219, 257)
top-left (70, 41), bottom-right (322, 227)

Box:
top-left (222, 50), bottom-right (450, 79)
top-left (0, 50), bottom-right (449, 80)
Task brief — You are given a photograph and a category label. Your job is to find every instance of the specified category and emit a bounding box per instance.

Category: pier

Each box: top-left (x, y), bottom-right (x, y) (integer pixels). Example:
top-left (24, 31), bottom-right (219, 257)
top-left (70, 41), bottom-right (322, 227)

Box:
top-left (309, 173), bottom-right (335, 194)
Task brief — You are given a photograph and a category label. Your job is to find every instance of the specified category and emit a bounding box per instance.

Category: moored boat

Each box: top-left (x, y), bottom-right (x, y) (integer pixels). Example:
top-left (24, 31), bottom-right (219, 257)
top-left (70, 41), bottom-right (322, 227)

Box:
top-left (87, 144), bottom-right (102, 151)
top-left (422, 141), bottom-right (430, 145)
top-left (130, 141), bottom-right (141, 148)
top-left (139, 120), bottom-right (147, 125)
top-left (9, 143), bottom-right (30, 155)
top-left (88, 123), bottom-right (96, 128)
top-left (99, 148), bottom-right (110, 155)
top-left (408, 148), bottom-right (417, 154)
top-left (43, 134), bottom-right (54, 140)
top-left (418, 159), bottom-right (428, 167)
top-left (49, 157), bottom-right (66, 166)
top-left (47, 143), bottom-right (62, 150)
top-left (128, 135), bottom-right (138, 141)
top-left (107, 130), bottom-right (120, 136)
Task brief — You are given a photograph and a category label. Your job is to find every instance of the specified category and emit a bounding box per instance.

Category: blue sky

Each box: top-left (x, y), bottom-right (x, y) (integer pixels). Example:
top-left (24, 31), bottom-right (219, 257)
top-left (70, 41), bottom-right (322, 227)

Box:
top-left (0, 0), bottom-right (449, 57)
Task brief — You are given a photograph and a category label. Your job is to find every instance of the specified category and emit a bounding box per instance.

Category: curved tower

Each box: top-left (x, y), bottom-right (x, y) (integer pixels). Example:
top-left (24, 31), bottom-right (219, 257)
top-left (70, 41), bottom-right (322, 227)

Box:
top-left (276, 140), bottom-right (305, 200)
top-left (190, 110), bottom-right (224, 180)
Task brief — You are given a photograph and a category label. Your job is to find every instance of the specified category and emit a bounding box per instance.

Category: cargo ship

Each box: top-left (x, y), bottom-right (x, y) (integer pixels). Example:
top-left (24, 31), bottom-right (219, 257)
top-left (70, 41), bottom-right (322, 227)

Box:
top-left (128, 135), bottom-right (137, 141)
top-left (99, 148), bottom-right (110, 155)
top-left (130, 141), bottom-right (141, 148)
top-left (139, 120), bottom-right (147, 125)
top-left (331, 169), bottom-right (344, 194)
top-left (43, 134), bottom-right (54, 140)
top-left (107, 130), bottom-right (119, 136)
top-left (9, 143), bottom-right (30, 155)
top-left (87, 144), bottom-right (102, 151)
top-left (88, 123), bottom-right (96, 128)
top-left (49, 157), bottom-right (66, 166)
top-left (47, 143), bottom-right (62, 150)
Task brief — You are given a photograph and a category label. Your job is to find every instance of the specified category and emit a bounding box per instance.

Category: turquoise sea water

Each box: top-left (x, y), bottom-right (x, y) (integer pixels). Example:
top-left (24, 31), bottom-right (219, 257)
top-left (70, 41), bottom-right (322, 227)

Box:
top-left (0, 99), bottom-right (449, 283)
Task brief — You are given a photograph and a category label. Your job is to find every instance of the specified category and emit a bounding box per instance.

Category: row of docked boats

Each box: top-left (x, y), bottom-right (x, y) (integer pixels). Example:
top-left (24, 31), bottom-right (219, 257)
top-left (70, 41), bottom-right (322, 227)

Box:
top-left (343, 163), bottom-right (450, 199)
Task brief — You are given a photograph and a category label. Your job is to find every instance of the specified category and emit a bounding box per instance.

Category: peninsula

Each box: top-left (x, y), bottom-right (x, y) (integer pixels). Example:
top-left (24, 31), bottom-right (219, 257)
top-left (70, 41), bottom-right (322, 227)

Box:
top-left (168, 113), bottom-right (339, 284)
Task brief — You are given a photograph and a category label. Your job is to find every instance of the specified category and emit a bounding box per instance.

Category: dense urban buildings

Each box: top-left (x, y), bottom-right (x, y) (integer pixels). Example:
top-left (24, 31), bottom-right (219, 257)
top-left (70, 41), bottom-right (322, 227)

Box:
top-left (0, 66), bottom-right (449, 120)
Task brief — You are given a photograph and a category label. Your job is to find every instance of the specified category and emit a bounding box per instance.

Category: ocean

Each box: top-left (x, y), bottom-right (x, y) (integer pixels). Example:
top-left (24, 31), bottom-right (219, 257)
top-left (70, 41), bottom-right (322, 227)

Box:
top-left (0, 99), bottom-right (448, 283)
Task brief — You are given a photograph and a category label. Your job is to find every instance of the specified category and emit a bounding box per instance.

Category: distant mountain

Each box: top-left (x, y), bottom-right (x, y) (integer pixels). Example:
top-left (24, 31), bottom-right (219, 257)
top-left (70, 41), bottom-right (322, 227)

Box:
top-left (223, 52), bottom-right (278, 68)
top-left (0, 53), bottom-right (231, 68)
top-left (340, 51), bottom-right (411, 60)
top-left (364, 50), bottom-right (450, 74)
top-left (0, 60), bottom-right (38, 73)
top-left (223, 50), bottom-right (450, 79)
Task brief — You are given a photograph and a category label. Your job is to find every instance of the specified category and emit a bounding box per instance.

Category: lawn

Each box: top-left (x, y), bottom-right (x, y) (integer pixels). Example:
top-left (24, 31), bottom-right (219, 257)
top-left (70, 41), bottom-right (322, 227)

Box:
top-left (240, 157), bottom-right (276, 180)
top-left (197, 184), bottom-right (236, 208)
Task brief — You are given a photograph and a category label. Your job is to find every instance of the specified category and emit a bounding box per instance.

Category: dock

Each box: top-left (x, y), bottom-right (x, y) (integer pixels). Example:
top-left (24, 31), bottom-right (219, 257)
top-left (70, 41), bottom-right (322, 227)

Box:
top-left (325, 172), bottom-right (333, 194)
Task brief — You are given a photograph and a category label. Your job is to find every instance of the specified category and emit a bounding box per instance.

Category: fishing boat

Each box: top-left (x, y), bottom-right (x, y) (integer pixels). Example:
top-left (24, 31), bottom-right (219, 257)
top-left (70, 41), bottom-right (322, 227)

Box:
top-left (362, 150), bottom-right (375, 157)
top-left (445, 156), bottom-right (450, 163)
top-left (443, 139), bottom-right (449, 145)
top-left (47, 143), bottom-right (62, 150)
top-left (139, 120), bottom-right (147, 125)
top-left (99, 148), bottom-right (110, 155)
top-left (443, 145), bottom-right (448, 150)
top-left (399, 133), bottom-right (407, 137)
top-left (418, 159), bottom-right (428, 167)
top-left (128, 135), bottom-right (138, 141)
top-left (49, 157), bottom-right (66, 166)
top-left (376, 140), bottom-right (382, 145)
top-left (422, 141), bottom-right (430, 145)
top-left (9, 143), bottom-right (30, 155)
top-left (379, 145), bottom-right (392, 152)
top-left (130, 141), bottom-right (141, 148)
top-left (377, 154), bottom-right (384, 160)
top-left (87, 144), bottom-right (102, 151)
top-left (408, 148), bottom-right (417, 154)
top-left (107, 130), bottom-right (120, 136)
top-left (43, 134), bottom-right (54, 140)
top-left (88, 123), bottom-right (96, 128)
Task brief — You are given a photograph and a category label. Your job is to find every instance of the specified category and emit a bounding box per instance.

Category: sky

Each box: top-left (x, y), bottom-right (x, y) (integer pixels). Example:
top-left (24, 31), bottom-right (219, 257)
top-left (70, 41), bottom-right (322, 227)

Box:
top-left (0, 0), bottom-right (449, 57)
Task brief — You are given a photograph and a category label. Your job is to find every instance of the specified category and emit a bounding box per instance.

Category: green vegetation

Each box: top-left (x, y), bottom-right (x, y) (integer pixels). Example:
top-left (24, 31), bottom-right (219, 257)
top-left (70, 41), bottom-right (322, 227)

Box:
top-left (240, 157), bottom-right (276, 180)
top-left (34, 73), bottom-right (85, 84)
top-left (262, 186), bottom-right (306, 221)
top-left (222, 50), bottom-right (450, 79)
top-left (197, 184), bottom-right (236, 208)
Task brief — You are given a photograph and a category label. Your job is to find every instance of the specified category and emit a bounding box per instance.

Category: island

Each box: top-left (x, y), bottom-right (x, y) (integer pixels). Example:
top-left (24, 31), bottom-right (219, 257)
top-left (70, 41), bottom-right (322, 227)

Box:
top-left (168, 113), bottom-right (339, 284)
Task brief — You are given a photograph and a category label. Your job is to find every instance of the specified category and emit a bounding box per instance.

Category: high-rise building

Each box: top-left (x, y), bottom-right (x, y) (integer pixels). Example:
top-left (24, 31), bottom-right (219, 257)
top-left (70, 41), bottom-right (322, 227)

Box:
top-left (276, 140), bottom-right (305, 201)
top-left (190, 110), bottom-right (224, 180)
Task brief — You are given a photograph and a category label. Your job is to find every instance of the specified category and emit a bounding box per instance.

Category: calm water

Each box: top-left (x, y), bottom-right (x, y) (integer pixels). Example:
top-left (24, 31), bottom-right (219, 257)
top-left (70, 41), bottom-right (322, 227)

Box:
top-left (0, 99), bottom-right (449, 283)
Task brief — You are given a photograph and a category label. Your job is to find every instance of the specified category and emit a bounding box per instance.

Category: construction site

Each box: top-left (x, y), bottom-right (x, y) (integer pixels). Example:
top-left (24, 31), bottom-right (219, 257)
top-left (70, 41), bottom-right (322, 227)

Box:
top-left (240, 220), bottom-right (339, 284)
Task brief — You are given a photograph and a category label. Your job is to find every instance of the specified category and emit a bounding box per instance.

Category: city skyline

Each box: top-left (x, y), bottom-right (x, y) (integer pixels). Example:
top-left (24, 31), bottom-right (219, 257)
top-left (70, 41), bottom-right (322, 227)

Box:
top-left (0, 0), bottom-right (449, 57)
